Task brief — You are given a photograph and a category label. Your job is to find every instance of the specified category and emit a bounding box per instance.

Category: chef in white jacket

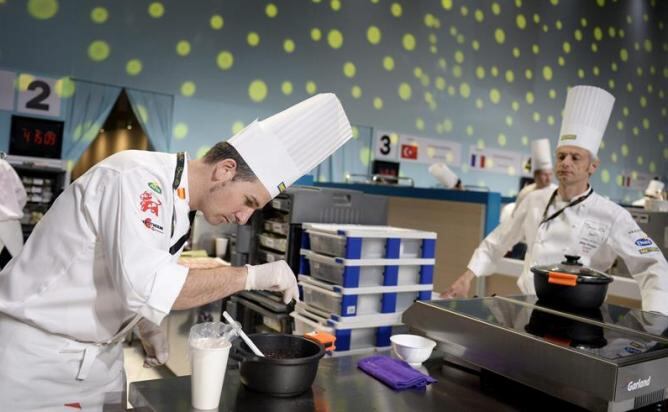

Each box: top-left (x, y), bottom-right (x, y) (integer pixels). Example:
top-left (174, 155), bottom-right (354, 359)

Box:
top-left (442, 85), bottom-right (668, 315)
top-left (0, 156), bottom-right (27, 268)
top-left (632, 178), bottom-right (665, 208)
top-left (0, 93), bottom-right (352, 411)
top-left (500, 138), bottom-right (556, 224)
top-left (429, 162), bottom-right (463, 190)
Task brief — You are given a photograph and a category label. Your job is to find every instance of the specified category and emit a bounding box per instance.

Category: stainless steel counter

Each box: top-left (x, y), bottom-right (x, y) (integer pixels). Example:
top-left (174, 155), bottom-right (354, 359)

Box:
top-left (128, 353), bottom-right (593, 411)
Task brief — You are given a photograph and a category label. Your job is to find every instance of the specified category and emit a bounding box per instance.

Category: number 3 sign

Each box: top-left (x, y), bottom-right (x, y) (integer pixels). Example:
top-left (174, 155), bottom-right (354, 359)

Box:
top-left (374, 129), bottom-right (399, 161)
top-left (17, 74), bottom-right (61, 117)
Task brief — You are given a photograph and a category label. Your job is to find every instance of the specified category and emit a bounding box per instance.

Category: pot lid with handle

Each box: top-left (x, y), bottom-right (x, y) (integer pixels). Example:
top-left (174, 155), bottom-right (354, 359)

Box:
top-left (530, 255), bottom-right (613, 284)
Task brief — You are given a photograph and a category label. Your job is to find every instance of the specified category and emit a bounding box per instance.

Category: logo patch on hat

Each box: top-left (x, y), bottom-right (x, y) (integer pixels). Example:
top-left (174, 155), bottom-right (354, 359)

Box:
top-left (560, 134), bottom-right (577, 141)
top-left (277, 182), bottom-right (287, 193)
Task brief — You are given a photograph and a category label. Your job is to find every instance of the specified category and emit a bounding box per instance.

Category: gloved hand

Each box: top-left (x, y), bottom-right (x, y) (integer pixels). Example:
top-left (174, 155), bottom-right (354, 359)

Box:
top-left (245, 260), bottom-right (300, 304)
top-left (136, 318), bottom-right (169, 368)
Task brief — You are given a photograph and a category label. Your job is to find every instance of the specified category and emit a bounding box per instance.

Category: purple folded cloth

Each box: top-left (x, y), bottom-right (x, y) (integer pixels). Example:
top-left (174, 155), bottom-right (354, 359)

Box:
top-left (357, 355), bottom-right (437, 390)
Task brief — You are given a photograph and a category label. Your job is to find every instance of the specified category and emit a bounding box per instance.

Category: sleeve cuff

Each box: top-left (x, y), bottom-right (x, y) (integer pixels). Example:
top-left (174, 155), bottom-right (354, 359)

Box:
top-left (467, 249), bottom-right (494, 278)
top-left (640, 289), bottom-right (668, 316)
top-left (139, 263), bottom-right (189, 325)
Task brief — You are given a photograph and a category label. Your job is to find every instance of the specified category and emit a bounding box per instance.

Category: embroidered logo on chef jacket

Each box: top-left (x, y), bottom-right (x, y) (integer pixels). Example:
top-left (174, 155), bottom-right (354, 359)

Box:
top-left (578, 219), bottom-right (609, 255)
top-left (176, 187), bottom-right (186, 199)
top-left (139, 191), bottom-right (162, 216)
top-left (632, 237), bottom-right (660, 254)
top-left (142, 217), bottom-right (164, 233)
top-left (635, 238), bottom-right (653, 247)
top-left (148, 181), bottom-right (162, 194)
top-left (277, 182), bottom-right (287, 193)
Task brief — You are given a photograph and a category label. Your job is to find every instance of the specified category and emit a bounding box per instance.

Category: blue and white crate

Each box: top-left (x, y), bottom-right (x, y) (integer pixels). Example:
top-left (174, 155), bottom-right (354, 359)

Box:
top-left (298, 275), bottom-right (432, 317)
top-left (302, 224), bottom-right (436, 260)
top-left (300, 249), bottom-right (434, 288)
top-left (291, 302), bottom-right (408, 353)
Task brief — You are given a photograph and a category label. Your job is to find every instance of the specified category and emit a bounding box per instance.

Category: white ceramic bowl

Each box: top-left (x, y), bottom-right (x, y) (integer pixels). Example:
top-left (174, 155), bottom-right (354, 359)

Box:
top-left (390, 334), bottom-right (437, 366)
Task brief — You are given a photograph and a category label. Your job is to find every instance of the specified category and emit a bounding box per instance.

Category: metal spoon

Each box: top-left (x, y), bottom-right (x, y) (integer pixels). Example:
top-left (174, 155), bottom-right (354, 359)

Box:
top-left (222, 311), bottom-right (265, 358)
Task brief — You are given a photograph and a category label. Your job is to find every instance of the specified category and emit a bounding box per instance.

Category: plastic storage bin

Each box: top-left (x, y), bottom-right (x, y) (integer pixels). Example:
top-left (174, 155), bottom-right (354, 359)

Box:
top-left (258, 232), bottom-right (288, 253)
top-left (302, 224), bottom-right (436, 260)
top-left (298, 275), bottom-right (432, 317)
top-left (290, 303), bottom-right (408, 352)
top-left (300, 250), bottom-right (435, 288)
top-left (256, 248), bottom-right (286, 264)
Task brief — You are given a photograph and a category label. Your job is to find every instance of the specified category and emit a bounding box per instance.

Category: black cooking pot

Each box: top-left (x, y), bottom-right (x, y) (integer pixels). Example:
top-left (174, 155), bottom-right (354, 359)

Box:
top-left (525, 304), bottom-right (607, 349)
top-left (531, 255), bottom-right (613, 310)
top-left (232, 334), bottom-right (325, 397)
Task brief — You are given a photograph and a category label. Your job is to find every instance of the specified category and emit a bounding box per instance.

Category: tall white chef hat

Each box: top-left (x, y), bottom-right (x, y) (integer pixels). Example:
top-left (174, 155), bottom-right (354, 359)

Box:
top-left (429, 162), bottom-right (459, 188)
top-left (530, 138), bottom-right (553, 172)
top-left (228, 93), bottom-right (352, 198)
top-left (557, 85), bottom-right (615, 158)
top-left (645, 179), bottom-right (665, 197)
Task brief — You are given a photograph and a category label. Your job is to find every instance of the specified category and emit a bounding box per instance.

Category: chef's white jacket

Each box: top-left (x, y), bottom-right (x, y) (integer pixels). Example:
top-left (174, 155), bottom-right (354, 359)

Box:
top-left (0, 150), bottom-right (191, 409)
top-left (0, 159), bottom-right (27, 257)
top-left (468, 186), bottom-right (668, 314)
top-left (0, 158), bottom-right (27, 221)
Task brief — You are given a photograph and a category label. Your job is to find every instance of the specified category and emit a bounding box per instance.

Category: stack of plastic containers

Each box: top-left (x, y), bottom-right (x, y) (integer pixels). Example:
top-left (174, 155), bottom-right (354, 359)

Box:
top-left (291, 223), bottom-right (436, 356)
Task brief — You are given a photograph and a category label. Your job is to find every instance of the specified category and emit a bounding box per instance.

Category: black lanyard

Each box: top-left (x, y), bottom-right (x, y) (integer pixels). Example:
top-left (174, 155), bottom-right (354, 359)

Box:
top-left (169, 152), bottom-right (194, 255)
top-left (540, 187), bottom-right (593, 225)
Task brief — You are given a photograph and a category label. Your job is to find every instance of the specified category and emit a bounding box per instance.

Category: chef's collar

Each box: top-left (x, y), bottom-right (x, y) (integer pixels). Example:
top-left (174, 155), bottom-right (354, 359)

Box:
top-left (556, 184), bottom-right (592, 203)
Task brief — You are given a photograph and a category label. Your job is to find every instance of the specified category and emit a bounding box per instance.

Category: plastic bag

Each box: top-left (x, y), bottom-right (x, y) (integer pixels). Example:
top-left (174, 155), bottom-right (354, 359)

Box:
top-left (188, 322), bottom-right (238, 350)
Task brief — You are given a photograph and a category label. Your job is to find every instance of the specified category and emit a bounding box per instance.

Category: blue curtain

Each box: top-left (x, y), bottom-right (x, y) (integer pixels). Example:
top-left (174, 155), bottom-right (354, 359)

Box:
top-left (126, 88), bottom-right (174, 152)
top-left (63, 80), bottom-right (121, 163)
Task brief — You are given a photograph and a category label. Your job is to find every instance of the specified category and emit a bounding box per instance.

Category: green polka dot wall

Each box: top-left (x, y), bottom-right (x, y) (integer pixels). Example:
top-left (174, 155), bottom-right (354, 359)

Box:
top-left (15, 0), bottom-right (667, 197)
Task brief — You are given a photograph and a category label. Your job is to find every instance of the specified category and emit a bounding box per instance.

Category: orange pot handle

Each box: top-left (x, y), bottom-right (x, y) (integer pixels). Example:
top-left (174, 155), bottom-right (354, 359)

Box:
top-left (548, 272), bottom-right (578, 287)
top-left (304, 331), bottom-right (336, 352)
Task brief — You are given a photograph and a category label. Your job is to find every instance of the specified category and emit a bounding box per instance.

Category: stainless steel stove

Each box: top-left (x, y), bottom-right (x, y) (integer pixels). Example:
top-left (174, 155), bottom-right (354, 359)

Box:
top-left (403, 296), bottom-right (668, 412)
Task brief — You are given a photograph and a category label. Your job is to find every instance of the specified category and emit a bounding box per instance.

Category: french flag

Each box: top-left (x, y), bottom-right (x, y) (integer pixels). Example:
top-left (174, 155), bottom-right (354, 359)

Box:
top-left (470, 153), bottom-right (486, 168)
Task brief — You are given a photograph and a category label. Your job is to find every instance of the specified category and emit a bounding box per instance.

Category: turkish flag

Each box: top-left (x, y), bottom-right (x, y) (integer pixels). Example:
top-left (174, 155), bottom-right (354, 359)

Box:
top-left (401, 144), bottom-right (418, 160)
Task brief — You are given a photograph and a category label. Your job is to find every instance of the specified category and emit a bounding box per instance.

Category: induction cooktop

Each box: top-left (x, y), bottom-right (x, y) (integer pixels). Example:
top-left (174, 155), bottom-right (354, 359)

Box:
top-left (403, 295), bottom-right (668, 412)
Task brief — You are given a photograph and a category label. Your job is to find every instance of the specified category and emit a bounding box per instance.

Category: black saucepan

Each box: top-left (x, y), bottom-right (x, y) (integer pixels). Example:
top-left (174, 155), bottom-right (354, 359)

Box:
top-left (525, 303), bottom-right (607, 349)
top-left (531, 255), bottom-right (613, 310)
top-left (231, 334), bottom-right (325, 397)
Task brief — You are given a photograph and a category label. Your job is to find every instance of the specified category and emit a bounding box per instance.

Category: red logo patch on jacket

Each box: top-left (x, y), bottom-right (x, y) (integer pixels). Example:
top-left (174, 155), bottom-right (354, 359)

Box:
top-left (139, 191), bottom-right (162, 216)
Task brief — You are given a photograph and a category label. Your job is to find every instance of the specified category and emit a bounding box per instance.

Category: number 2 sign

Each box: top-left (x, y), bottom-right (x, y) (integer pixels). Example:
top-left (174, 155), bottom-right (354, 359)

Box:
top-left (17, 74), bottom-right (61, 117)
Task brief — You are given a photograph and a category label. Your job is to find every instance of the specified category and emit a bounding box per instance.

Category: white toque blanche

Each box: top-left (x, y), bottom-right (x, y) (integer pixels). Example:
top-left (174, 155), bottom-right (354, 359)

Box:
top-left (530, 138), bottom-right (553, 172)
top-left (228, 93), bottom-right (352, 198)
top-left (645, 179), bottom-right (665, 197)
top-left (429, 162), bottom-right (459, 188)
top-left (557, 85), bottom-right (615, 158)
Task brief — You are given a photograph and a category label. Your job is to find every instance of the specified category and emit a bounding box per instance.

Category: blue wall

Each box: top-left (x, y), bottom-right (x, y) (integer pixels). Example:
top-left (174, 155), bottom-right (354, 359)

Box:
top-left (0, 0), bottom-right (666, 203)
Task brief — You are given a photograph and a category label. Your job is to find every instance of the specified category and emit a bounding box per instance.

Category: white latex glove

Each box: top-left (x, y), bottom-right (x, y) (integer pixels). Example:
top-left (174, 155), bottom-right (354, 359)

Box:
top-left (136, 318), bottom-right (169, 368)
top-left (245, 260), bottom-right (300, 304)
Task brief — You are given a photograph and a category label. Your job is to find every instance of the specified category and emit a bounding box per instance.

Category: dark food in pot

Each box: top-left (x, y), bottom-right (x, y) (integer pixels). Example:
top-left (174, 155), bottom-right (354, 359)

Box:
top-left (232, 334), bottom-right (326, 397)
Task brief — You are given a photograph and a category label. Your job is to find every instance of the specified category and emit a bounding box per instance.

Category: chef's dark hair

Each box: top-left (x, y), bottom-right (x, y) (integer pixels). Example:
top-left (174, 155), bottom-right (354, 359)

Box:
top-left (203, 142), bottom-right (257, 182)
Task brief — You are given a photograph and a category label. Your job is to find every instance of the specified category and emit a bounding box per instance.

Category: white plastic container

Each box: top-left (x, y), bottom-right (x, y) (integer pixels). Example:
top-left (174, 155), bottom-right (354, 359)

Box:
top-left (290, 303), bottom-right (407, 352)
top-left (258, 232), bottom-right (288, 253)
top-left (298, 275), bottom-right (432, 316)
top-left (302, 250), bottom-right (435, 288)
top-left (188, 323), bottom-right (236, 410)
top-left (303, 223), bottom-right (436, 260)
